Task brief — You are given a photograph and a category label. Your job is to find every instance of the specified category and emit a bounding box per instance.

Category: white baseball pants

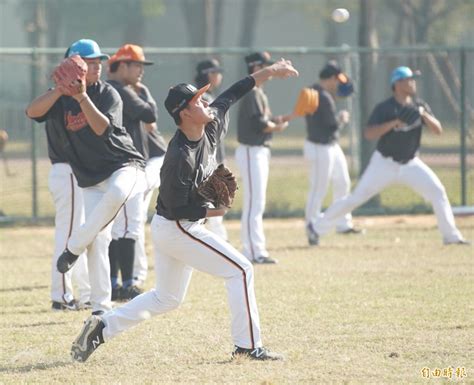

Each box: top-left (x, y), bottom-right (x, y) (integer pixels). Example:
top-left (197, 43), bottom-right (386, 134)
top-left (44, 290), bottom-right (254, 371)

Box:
top-left (235, 145), bottom-right (270, 260)
top-left (48, 163), bottom-right (90, 304)
top-left (314, 151), bottom-right (464, 243)
top-left (102, 215), bottom-right (263, 350)
top-left (206, 215), bottom-right (228, 241)
top-left (133, 155), bottom-right (164, 284)
top-left (67, 166), bottom-right (146, 312)
top-left (304, 140), bottom-right (353, 232)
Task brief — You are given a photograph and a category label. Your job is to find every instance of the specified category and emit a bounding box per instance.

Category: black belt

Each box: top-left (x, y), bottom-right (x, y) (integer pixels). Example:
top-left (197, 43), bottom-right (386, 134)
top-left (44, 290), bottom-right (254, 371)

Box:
top-left (382, 154), bottom-right (412, 164)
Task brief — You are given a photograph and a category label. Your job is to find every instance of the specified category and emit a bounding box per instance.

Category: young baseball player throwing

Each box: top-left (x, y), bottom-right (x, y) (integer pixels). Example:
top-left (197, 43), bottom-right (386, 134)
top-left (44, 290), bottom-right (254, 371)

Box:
top-left (310, 66), bottom-right (469, 245)
top-left (69, 58), bottom-right (298, 363)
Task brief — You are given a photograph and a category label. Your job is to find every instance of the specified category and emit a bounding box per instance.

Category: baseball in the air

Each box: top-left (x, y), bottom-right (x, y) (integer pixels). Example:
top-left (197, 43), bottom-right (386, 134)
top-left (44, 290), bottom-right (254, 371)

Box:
top-left (332, 8), bottom-right (350, 23)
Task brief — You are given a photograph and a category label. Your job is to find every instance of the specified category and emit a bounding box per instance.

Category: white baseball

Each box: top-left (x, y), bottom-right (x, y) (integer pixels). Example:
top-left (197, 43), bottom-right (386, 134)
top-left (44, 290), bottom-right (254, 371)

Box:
top-left (332, 8), bottom-right (350, 23)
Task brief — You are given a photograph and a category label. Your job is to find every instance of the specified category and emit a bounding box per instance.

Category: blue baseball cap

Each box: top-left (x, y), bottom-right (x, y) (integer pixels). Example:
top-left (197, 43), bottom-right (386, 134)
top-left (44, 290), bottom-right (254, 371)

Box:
top-left (67, 39), bottom-right (109, 60)
top-left (390, 66), bottom-right (421, 85)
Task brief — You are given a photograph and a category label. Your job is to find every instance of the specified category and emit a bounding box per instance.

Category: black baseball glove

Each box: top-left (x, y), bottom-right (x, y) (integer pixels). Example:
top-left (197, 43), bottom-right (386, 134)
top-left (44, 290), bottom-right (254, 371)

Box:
top-left (397, 105), bottom-right (421, 125)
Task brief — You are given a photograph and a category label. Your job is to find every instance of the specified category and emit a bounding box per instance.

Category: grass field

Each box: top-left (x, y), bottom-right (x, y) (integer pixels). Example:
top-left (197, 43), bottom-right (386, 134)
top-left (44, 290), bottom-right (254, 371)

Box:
top-left (0, 216), bottom-right (473, 384)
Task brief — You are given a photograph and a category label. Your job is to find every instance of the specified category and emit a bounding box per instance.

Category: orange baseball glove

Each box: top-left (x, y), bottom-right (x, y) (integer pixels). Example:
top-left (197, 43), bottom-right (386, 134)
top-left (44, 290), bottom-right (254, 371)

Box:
top-left (293, 88), bottom-right (319, 117)
top-left (51, 55), bottom-right (87, 96)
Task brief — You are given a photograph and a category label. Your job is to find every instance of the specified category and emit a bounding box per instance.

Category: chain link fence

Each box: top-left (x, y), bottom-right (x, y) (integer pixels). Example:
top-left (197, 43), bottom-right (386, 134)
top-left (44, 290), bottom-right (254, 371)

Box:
top-left (0, 46), bottom-right (472, 222)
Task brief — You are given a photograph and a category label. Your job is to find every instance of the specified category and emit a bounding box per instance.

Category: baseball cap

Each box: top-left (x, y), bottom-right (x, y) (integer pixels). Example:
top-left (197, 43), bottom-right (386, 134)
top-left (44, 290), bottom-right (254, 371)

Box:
top-left (109, 44), bottom-right (153, 65)
top-left (164, 83), bottom-right (211, 123)
top-left (245, 51), bottom-right (274, 68)
top-left (196, 59), bottom-right (223, 75)
top-left (390, 66), bottom-right (421, 85)
top-left (67, 39), bottom-right (109, 60)
top-left (319, 60), bottom-right (349, 83)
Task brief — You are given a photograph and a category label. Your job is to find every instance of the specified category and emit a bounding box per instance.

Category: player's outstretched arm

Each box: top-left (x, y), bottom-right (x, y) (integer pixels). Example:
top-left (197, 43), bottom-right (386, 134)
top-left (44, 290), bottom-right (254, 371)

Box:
top-left (26, 88), bottom-right (62, 119)
top-left (72, 92), bottom-right (110, 136)
top-left (251, 58), bottom-right (299, 87)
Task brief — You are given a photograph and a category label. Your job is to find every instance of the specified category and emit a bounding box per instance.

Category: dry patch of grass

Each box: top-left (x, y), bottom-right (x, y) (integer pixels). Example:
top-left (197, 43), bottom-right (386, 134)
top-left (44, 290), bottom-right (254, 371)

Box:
top-left (0, 217), bottom-right (473, 384)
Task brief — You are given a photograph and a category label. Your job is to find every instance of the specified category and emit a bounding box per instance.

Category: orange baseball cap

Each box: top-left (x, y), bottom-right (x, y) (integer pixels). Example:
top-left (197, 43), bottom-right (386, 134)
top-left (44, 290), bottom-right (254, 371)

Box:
top-left (109, 44), bottom-right (153, 65)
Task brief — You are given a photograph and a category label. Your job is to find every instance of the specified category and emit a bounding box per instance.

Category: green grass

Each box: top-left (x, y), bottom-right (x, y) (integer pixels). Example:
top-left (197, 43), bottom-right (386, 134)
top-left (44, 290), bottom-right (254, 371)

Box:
top-left (0, 217), bottom-right (473, 384)
top-left (1, 154), bottom-right (472, 220)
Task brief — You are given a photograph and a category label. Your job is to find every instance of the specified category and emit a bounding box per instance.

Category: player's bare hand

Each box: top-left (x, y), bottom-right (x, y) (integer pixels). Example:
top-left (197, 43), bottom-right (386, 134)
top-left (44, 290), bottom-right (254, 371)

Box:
top-left (337, 110), bottom-right (350, 124)
top-left (271, 58), bottom-right (299, 79)
top-left (144, 122), bottom-right (157, 133)
top-left (275, 121), bottom-right (289, 132)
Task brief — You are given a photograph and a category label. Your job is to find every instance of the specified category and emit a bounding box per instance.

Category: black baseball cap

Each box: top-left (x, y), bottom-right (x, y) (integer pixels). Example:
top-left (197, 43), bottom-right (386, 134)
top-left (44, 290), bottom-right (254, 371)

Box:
top-left (164, 83), bottom-right (211, 124)
top-left (196, 59), bottom-right (223, 75)
top-left (245, 51), bottom-right (274, 68)
top-left (319, 60), bottom-right (350, 83)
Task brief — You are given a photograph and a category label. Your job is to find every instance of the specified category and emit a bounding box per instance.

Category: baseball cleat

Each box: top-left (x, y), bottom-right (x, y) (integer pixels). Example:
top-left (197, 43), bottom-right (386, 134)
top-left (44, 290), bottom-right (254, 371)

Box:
top-left (121, 285), bottom-right (144, 301)
top-left (306, 224), bottom-right (319, 246)
top-left (111, 285), bottom-right (123, 301)
top-left (91, 310), bottom-right (105, 316)
top-left (232, 346), bottom-right (284, 361)
top-left (444, 239), bottom-right (471, 245)
top-left (71, 315), bottom-right (105, 363)
top-left (253, 256), bottom-right (278, 264)
top-left (337, 227), bottom-right (364, 235)
top-left (57, 249), bottom-right (79, 273)
top-left (52, 300), bottom-right (78, 311)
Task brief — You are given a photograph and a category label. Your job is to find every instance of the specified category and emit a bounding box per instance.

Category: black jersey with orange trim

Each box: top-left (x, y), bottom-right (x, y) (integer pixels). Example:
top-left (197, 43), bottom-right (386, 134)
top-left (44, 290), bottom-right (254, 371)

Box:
top-left (33, 81), bottom-right (145, 187)
top-left (156, 76), bottom-right (255, 220)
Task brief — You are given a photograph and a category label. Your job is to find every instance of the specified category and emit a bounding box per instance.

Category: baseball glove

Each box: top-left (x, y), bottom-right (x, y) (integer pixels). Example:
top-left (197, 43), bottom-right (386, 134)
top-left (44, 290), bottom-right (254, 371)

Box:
top-left (397, 105), bottom-right (421, 125)
top-left (51, 55), bottom-right (87, 96)
top-left (197, 164), bottom-right (238, 208)
top-left (293, 88), bottom-right (319, 117)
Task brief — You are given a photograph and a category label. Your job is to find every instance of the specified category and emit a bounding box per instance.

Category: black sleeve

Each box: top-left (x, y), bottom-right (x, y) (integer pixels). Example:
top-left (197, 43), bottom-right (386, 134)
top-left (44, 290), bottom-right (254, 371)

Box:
top-left (244, 92), bottom-right (269, 132)
top-left (138, 84), bottom-right (158, 116)
top-left (97, 86), bottom-right (124, 137)
top-left (319, 94), bottom-right (339, 133)
top-left (367, 102), bottom-right (387, 126)
top-left (211, 76), bottom-right (256, 117)
top-left (120, 86), bottom-right (156, 124)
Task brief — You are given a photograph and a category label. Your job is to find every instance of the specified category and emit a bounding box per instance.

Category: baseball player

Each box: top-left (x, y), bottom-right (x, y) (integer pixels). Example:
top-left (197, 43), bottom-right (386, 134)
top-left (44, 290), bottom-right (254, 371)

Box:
top-left (44, 118), bottom-right (91, 311)
top-left (26, 39), bottom-right (146, 315)
top-left (69, 58), bottom-right (299, 363)
top-left (106, 44), bottom-right (160, 301)
top-left (287, 61), bottom-right (361, 246)
top-left (235, 52), bottom-right (289, 264)
top-left (25, 47), bottom-right (91, 311)
top-left (310, 66), bottom-right (469, 245)
top-left (194, 58), bottom-right (228, 240)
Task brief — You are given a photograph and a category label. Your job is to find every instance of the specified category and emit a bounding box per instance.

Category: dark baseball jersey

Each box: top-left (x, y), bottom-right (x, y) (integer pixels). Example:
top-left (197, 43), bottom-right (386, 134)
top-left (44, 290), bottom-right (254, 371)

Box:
top-left (107, 80), bottom-right (156, 158)
top-left (156, 76), bottom-right (255, 220)
top-left (202, 91), bottom-right (226, 163)
top-left (237, 86), bottom-right (272, 146)
top-left (44, 113), bottom-right (69, 164)
top-left (137, 84), bottom-right (167, 158)
top-left (33, 81), bottom-right (145, 187)
top-left (368, 96), bottom-right (432, 163)
top-left (305, 84), bottom-right (340, 144)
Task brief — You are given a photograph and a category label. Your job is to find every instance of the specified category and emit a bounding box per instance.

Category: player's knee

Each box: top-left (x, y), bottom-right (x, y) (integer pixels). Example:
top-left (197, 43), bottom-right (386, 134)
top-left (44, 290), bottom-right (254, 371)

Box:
top-left (158, 293), bottom-right (183, 311)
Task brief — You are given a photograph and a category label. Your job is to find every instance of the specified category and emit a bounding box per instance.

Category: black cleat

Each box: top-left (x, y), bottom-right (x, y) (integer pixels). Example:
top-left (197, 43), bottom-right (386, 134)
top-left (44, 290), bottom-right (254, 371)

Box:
top-left (232, 346), bottom-right (284, 361)
top-left (121, 285), bottom-right (143, 301)
top-left (253, 256), bottom-right (278, 264)
top-left (71, 315), bottom-right (105, 363)
top-left (337, 227), bottom-right (364, 235)
top-left (111, 285), bottom-right (123, 301)
top-left (52, 300), bottom-right (78, 311)
top-left (57, 249), bottom-right (79, 273)
top-left (91, 310), bottom-right (104, 316)
top-left (306, 224), bottom-right (319, 246)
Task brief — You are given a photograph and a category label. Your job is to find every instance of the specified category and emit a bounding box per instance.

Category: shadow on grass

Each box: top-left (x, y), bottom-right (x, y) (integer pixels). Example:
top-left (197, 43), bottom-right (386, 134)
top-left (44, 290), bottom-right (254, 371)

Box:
top-left (0, 285), bottom-right (48, 292)
top-left (1, 309), bottom-right (51, 315)
top-left (9, 321), bottom-right (68, 329)
top-left (0, 360), bottom-right (73, 373)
